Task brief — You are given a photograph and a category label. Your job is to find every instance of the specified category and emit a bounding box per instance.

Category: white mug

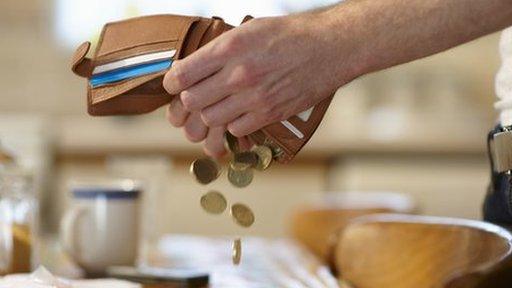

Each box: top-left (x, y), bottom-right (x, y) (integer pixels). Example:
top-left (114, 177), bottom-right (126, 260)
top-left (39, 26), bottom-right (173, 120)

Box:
top-left (60, 180), bottom-right (141, 275)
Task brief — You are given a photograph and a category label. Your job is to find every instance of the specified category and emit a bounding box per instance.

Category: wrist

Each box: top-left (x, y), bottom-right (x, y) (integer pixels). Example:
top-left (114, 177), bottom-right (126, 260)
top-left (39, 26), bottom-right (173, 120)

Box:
top-left (315, 4), bottom-right (374, 85)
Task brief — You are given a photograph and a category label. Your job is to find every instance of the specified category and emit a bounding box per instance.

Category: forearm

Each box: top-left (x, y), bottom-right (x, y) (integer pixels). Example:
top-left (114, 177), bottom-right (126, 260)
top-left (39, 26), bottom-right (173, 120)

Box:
top-left (320, 0), bottom-right (512, 78)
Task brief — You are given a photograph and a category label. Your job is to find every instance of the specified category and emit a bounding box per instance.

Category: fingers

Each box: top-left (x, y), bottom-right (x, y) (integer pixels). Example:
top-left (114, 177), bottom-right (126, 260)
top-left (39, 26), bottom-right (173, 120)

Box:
top-left (183, 112), bottom-right (208, 143)
top-left (179, 53), bottom-right (261, 111)
top-left (237, 136), bottom-right (254, 151)
top-left (166, 97), bottom-right (189, 127)
top-left (180, 67), bottom-right (234, 111)
top-left (228, 112), bottom-right (271, 138)
top-left (200, 91), bottom-right (250, 127)
top-left (203, 126), bottom-right (227, 158)
top-left (163, 38), bottom-right (229, 95)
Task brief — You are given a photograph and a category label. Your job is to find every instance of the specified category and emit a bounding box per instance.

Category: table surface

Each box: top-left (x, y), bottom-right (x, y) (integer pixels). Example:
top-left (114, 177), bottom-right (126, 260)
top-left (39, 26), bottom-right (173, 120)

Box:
top-left (36, 235), bottom-right (342, 288)
top-left (147, 235), bottom-right (342, 288)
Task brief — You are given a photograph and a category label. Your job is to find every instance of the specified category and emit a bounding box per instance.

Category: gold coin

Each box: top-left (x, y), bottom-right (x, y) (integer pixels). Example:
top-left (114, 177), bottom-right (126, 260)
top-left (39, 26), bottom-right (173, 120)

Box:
top-left (233, 151), bottom-right (259, 167)
top-left (251, 145), bottom-right (273, 171)
top-left (339, 279), bottom-right (355, 288)
top-left (224, 132), bottom-right (239, 153)
top-left (230, 160), bottom-right (251, 171)
top-left (200, 191), bottom-right (227, 214)
top-left (190, 158), bottom-right (220, 185)
top-left (230, 203), bottom-right (255, 227)
top-left (227, 165), bottom-right (253, 188)
top-left (232, 238), bottom-right (242, 265)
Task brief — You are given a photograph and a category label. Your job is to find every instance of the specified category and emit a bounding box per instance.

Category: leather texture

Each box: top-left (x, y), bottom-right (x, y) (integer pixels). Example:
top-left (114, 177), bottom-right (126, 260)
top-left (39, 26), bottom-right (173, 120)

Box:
top-left (71, 14), bottom-right (333, 163)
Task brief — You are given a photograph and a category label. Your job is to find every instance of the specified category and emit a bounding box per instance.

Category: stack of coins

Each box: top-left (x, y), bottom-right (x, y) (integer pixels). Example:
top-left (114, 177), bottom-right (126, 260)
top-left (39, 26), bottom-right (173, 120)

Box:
top-left (190, 132), bottom-right (275, 265)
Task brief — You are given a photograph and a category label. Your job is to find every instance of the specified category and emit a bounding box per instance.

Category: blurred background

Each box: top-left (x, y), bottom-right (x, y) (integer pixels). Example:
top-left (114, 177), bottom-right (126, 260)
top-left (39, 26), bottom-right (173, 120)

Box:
top-left (0, 0), bottom-right (501, 245)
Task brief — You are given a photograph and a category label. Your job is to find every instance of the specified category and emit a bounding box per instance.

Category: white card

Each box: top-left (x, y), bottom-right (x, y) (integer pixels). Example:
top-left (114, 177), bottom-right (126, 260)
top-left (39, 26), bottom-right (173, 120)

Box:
top-left (92, 49), bottom-right (176, 75)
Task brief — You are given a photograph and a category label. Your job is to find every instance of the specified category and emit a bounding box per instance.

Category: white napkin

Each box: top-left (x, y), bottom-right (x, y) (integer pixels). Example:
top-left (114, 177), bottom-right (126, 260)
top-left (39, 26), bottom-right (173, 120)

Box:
top-left (0, 267), bottom-right (140, 288)
top-left (495, 27), bottom-right (512, 125)
top-left (500, 27), bottom-right (512, 59)
top-left (496, 28), bottom-right (512, 101)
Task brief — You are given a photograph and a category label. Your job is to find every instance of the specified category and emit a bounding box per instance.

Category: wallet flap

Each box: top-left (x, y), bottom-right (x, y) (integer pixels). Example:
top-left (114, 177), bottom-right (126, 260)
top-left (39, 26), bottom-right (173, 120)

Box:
top-left (71, 41), bottom-right (93, 77)
top-left (95, 14), bottom-right (201, 60)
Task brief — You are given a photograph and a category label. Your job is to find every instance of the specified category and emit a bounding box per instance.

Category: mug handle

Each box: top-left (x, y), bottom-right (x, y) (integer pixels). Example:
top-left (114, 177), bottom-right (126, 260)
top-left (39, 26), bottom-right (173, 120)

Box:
top-left (60, 206), bottom-right (88, 263)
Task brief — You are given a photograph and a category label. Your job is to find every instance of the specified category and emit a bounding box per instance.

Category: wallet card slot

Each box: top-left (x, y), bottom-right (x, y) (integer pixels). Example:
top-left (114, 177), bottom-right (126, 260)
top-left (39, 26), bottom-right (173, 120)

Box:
top-left (89, 70), bottom-right (167, 105)
top-left (94, 41), bottom-right (178, 65)
top-left (93, 49), bottom-right (176, 75)
top-left (90, 59), bottom-right (172, 88)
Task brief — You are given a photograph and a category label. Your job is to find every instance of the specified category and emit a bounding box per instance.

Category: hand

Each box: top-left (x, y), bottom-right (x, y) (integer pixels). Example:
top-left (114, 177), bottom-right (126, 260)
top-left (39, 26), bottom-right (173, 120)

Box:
top-left (164, 10), bottom-right (362, 156)
top-left (165, 97), bottom-right (227, 158)
top-left (165, 97), bottom-right (253, 158)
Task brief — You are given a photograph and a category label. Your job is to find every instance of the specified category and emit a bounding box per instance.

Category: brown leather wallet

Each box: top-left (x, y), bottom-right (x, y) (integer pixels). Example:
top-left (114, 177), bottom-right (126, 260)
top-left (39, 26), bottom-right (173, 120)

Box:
top-left (71, 14), bottom-right (333, 163)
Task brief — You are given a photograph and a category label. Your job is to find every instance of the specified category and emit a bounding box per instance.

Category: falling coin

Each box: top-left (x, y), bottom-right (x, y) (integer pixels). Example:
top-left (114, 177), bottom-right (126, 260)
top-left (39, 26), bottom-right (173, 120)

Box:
top-left (232, 238), bottom-right (242, 265)
top-left (200, 191), bottom-right (227, 214)
top-left (190, 157), bottom-right (220, 185)
top-left (339, 279), bottom-right (355, 288)
top-left (230, 160), bottom-right (251, 171)
top-left (251, 145), bottom-right (273, 171)
top-left (230, 203), bottom-right (255, 227)
top-left (228, 165), bottom-right (253, 188)
top-left (233, 151), bottom-right (259, 167)
top-left (224, 132), bottom-right (240, 153)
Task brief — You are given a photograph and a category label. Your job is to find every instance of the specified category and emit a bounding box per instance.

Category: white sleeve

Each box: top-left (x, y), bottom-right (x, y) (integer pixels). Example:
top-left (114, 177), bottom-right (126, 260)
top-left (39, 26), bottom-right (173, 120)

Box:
top-left (495, 27), bottom-right (512, 126)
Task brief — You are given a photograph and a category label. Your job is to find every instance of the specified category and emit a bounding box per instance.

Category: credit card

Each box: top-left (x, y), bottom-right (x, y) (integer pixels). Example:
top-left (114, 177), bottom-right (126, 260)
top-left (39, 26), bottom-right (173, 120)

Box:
top-left (90, 59), bottom-right (172, 88)
top-left (92, 49), bottom-right (176, 75)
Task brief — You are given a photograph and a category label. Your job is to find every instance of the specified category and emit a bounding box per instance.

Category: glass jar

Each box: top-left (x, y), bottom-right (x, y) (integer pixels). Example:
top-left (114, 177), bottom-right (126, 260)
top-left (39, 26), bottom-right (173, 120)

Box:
top-left (0, 160), bottom-right (37, 275)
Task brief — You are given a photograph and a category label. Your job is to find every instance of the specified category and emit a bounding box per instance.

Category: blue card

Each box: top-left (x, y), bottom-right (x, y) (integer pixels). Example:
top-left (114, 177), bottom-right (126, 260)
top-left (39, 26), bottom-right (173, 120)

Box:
top-left (90, 59), bottom-right (173, 88)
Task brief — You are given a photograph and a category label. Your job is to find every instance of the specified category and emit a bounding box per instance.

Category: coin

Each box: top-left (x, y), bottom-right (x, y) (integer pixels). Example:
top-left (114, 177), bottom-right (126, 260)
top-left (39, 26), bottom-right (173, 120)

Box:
top-left (200, 191), bottom-right (227, 214)
top-left (228, 165), bottom-right (253, 188)
top-left (230, 160), bottom-right (251, 171)
top-left (224, 132), bottom-right (239, 153)
top-left (233, 151), bottom-right (259, 167)
top-left (232, 238), bottom-right (242, 265)
top-left (190, 158), bottom-right (220, 185)
top-left (251, 145), bottom-right (273, 171)
top-left (339, 279), bottom-right (355, 288)
top-left (230, 203), bottom-right (255, 227)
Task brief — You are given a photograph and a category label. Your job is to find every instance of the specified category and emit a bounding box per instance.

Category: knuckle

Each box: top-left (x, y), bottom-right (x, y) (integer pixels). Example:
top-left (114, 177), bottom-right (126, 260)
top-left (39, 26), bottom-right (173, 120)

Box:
top-left (166, 104), bottom-right (186, 127)
top-left (180, 91), bottom-right (195, 111)
top-left (170, 64), bottom-right (188, 91)
top-left (200, 110), bottom-right (215, 127)
top-left (163, 72), bottom-right (174, 94)
top-left (213, 32), bottom-right (247, 59)
top-left (228, 63), bottom-right (258, 89)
